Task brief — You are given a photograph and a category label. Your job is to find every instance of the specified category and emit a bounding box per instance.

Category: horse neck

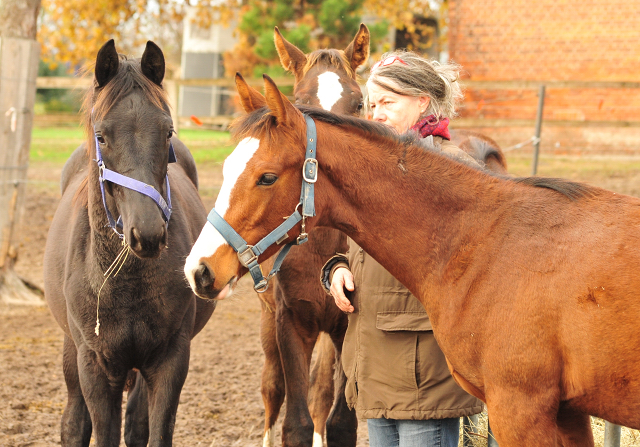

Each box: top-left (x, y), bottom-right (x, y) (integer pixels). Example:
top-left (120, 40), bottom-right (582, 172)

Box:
top-left (314, 123), bottom-right (513, 315)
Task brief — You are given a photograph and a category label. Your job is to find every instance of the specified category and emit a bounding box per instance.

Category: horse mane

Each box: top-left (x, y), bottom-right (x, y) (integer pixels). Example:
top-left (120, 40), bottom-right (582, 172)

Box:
top-left (80, 54), bottom-right (169, 155)
top-left (512, 177), bottom-right (595, 200)
top-left (303, 49), bottom-right (355, 79)
top-left (230, 106), bottom-right (597, 201)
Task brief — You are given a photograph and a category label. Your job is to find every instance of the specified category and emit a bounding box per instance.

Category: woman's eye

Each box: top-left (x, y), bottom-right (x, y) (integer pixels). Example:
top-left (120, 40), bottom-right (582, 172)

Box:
top-left (257, 173), bottom-right (278, 186)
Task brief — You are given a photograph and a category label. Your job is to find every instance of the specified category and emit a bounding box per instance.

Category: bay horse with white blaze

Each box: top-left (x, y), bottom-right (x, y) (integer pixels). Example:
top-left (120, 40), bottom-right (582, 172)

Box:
top-left (44, 40), bottom-right (215, 446)
top-left (186, 75), bottom-right (640, 446)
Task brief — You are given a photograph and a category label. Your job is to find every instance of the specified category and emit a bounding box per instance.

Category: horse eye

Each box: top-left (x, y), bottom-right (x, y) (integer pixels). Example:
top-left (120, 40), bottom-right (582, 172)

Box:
top-left (96, 134), bottom-right (106, 144)
top-left (167, 129), bottom-right (174, 140)
top-left (357, 102), bottom-right (364, 111)
top-left (257, 173), bottom-right (278, 186)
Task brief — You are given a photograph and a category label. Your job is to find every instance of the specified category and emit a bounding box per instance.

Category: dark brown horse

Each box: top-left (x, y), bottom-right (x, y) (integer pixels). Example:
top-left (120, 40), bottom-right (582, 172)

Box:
top-left (44, 40), bottom-right (215, 446)
top-left (187, 75), bottom-right (640, 446)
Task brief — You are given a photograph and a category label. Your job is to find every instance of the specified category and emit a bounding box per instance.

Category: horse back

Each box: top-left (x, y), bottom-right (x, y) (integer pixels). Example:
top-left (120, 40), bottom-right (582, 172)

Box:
top-left (450, 129), bottom-right (508, 175)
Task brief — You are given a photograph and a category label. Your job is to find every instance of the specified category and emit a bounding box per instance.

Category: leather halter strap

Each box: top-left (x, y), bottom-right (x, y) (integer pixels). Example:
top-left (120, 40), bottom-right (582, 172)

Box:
top-left (206, 114), bottom-right (318, 292)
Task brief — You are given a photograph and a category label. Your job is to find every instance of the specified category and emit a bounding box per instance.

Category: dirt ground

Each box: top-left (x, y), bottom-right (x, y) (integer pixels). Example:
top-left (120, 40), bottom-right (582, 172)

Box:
top-left (0, 161), bottom-right (371, 447)
top-left (3, 154), bottom-right (640, 446)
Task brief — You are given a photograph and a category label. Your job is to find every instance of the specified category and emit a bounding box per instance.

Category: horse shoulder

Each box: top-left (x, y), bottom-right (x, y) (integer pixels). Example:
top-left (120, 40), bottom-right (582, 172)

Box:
top-left (60, 143), bottom-right (90, 193)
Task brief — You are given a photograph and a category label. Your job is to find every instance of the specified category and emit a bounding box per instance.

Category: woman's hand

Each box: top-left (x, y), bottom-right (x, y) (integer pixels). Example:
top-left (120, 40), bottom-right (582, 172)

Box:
top-left (330, 267), bottom-right (355, 313)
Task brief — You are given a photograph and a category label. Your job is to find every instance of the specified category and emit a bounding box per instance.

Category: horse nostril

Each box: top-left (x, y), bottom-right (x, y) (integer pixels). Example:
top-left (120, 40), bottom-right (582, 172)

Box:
top-left (130, 227), bottom-right (143, 252)
top-left (195, 263), bottom-right (214, 289)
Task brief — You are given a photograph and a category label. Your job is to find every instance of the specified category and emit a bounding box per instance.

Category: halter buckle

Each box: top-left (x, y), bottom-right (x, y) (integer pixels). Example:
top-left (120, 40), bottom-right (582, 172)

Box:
top-left (302, 158), bottom-right (318, 183)
top-left (238, 246), bottom-right (258, 268)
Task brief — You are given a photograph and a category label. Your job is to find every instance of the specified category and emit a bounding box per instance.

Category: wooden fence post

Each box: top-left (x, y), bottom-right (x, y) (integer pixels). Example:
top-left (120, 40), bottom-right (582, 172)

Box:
top-left (604, 421), bottom-right (621, 447)
top-left (0, 36), bottom-right (43, 304)
top-left (531, 84), bottom-right (546, 175)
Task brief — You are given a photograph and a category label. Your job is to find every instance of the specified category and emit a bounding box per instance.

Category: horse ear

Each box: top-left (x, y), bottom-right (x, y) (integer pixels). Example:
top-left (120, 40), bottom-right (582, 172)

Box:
top-left (263, 74), bottom-right (300, 125)
top-left (274, 26), bottom-right (308, 81)
top-left (95, 39), bottom-right (119, 88)
top-left (141, 41), bottom-right (165, 86)
top-left (235, 73), bottom-right (266, 112)
top-left (344, 23), bottom-right (370, 72)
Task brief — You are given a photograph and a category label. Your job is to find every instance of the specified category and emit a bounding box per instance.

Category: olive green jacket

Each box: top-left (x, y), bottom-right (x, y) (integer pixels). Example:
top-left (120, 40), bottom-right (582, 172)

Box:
top-left (322, 238), bottom-right (483, 420)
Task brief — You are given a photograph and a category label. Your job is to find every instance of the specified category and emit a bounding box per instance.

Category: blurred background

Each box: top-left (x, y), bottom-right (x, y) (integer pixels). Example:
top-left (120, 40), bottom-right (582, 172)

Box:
top-left (1, 1), bottom-right (639, 446)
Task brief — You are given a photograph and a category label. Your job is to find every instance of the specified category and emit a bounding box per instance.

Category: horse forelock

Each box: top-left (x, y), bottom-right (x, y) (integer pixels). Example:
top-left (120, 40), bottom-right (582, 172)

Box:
top-left (81, 55), bottom-right (169, 156)
top-left (303, 49), bottom-right (354, 79)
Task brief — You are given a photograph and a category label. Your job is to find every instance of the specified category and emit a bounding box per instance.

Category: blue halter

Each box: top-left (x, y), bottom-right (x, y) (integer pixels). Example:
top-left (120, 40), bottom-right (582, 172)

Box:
top-left (94, 133), bottom-right (176, 239)
top-left (207, 114), bottom-right (318, 292)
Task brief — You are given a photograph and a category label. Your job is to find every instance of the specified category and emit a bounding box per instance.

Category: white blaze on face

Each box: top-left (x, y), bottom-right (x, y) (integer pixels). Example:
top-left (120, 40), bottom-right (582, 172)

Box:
top-left (316, 71), bottom-right (343, 112)
top-left (184, 137), bottom-right (261, 294)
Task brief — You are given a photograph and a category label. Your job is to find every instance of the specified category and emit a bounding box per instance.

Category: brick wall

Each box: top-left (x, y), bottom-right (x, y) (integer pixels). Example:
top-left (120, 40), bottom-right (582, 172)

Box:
top-left (448, 0), bottom-right (640, 154)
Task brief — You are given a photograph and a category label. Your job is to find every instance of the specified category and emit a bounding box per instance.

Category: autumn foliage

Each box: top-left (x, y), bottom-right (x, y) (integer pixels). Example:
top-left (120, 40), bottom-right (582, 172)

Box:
top-left (38, 0), bottom-right (440, 75)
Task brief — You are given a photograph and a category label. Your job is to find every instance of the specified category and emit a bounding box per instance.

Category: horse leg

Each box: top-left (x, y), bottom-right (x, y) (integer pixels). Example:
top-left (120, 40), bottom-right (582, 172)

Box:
top-left (260, 302), bottom-right (285, 447)
top-left (76, 343), bottom-right (126, 447)
top-left (276, 303), bottom-right (317, 447)
top-left (144, 336), bottom-right (191, 447)
top-left (308, 332), bottom-right (335, 447)
top-left (61, 335), bottom-right (92, 447)
top-left (556, 406), bottom-right (594, 447)
top-left (124, 371), bottom-right (150, 447)
top-left (485, 391), bottom-right (560, 447)
top-left (325, 336), bottom-right (357, 447)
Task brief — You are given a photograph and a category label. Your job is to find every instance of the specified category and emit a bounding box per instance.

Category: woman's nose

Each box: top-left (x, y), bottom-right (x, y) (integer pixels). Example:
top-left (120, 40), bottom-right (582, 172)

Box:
top-left (372, 108), bottom-right (385, 122)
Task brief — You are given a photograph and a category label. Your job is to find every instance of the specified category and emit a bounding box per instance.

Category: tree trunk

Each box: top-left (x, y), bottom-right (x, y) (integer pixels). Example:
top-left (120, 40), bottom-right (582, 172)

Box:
top-left (0, 0), bottom-right (43, 305)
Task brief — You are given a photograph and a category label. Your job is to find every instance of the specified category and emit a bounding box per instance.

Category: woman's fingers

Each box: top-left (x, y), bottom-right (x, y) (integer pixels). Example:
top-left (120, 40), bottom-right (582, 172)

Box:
top-left (330, 268), bottom-right (355, 313)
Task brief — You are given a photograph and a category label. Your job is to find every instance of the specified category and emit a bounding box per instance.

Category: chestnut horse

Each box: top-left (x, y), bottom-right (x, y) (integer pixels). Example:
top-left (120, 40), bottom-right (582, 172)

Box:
top-left (187, 75), bottom-right (640, 446)
top-left (44, 40), bottom-right (215, 446)
top-left (245, 25), bottom-right (370, 447)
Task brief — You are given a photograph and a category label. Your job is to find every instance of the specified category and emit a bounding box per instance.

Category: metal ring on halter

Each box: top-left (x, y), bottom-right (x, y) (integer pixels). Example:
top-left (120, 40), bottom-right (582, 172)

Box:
top-left (254, 279), bottom-right (269, 293)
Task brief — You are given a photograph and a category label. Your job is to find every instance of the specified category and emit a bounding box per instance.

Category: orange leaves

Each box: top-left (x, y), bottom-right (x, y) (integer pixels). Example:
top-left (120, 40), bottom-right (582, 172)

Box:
top-left (38, 0), bottom-right (185, 71)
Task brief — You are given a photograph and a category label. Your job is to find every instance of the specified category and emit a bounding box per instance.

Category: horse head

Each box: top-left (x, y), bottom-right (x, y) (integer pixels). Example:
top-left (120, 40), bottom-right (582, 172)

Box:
top-left (275, 24), bottom-right (369, 116)
top-left (185, 75), bottom-right (314, 299)
top-left (88, 40), bottom-right (174, 258)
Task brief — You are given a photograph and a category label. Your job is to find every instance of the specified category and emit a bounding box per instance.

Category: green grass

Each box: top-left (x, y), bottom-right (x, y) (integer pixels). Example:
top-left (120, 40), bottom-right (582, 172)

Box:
top-left (30, 127), bottom-right (235, 164)
top-left (506, 154), bottom-right (640, 181)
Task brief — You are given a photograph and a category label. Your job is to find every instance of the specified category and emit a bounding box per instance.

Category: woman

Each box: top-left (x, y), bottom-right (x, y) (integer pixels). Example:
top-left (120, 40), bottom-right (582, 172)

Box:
top-left (320, 51), bottom-right (483, 447)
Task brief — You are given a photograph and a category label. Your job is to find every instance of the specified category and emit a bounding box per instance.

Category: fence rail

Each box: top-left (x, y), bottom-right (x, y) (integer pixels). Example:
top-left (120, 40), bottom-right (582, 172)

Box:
top-left (35, 77), bottom-right (640, 132)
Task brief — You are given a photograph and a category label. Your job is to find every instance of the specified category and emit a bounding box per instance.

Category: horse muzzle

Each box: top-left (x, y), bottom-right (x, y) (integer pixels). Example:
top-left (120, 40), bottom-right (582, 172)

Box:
top-left (191, 262), bottom-right (234, 300)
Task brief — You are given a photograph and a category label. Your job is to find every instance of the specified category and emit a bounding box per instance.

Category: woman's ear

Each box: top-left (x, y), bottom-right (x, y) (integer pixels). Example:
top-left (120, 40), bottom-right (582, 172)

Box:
top-left (419, 96), bottom-right (431, 115)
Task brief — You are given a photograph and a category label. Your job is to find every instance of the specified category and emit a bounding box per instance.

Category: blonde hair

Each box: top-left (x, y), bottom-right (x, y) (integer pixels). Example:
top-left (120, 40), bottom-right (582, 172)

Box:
top-left (366, 50), bottom-right (463, 119)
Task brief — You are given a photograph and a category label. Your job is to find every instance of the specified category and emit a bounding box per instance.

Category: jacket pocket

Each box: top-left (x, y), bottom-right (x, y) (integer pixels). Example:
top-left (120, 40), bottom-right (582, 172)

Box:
top-left (376, 311), bottom-right (433, 331)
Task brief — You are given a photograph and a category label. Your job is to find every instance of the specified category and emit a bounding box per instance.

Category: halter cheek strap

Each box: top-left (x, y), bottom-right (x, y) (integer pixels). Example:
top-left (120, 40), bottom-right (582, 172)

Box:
top-left (206, 114), bottom-right (318, 292)
top-left (94, 133), bottom-right (176, 239)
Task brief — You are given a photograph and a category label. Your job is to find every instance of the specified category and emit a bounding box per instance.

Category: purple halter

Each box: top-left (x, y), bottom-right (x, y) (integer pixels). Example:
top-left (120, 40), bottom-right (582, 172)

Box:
top-left (94, 133), bottom-right (176, 239)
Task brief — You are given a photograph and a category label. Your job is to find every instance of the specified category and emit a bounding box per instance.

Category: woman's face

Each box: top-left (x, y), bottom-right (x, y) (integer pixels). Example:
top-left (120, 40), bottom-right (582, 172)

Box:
top-left (366, 79), bottom-right (430, 133)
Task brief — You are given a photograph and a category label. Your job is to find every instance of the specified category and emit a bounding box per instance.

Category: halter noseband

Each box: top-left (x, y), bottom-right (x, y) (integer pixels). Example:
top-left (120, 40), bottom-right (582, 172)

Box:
top-left (94, 132), bottom-right (176, 239)
top-left (207, 114), bottom-right (318, 292)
